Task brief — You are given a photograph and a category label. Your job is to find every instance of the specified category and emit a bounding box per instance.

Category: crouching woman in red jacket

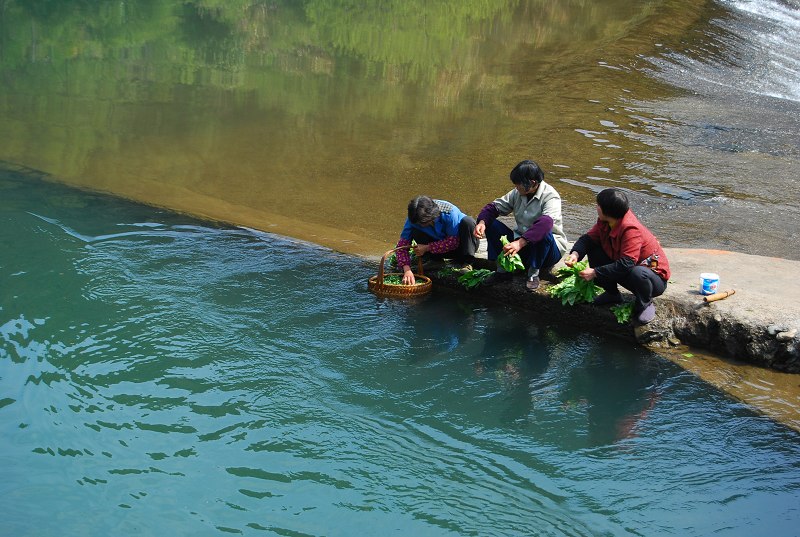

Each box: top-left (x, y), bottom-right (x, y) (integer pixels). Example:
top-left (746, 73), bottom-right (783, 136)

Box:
top-left (565, 188), bottom-right (670, 325)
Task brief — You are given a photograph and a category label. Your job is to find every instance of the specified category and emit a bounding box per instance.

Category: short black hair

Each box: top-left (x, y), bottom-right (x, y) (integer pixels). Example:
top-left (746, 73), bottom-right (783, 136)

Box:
top-left (408, 195), bottom-right (440, 225)
top-left (596, 188), bottom-right (630, 219)
top-left (509, 160), bottom-right (544, 191)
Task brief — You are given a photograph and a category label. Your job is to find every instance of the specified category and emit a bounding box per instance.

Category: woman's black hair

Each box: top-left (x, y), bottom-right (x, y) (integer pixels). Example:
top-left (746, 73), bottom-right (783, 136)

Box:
top-left (408, 195), bottom-right (440, 225)
top-left (509, 160), bottom-right (544, 191)
top-left (596, 188), bottom-right (630, 219)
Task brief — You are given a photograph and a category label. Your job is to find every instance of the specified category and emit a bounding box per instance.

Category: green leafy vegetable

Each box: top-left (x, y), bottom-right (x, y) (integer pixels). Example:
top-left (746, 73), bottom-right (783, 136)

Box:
top-left (436, 267), bottom-right (459, 278)
top-left (382, 274), bottom-right (424, 286)
top-left (457, 269), bottom-right (493, 289)
top-left (497, 236), bottom-right (526, 273)
top-left (548, 260), bottom-right (603, 305)
top-left (610, 302), bottom-right (634, 324)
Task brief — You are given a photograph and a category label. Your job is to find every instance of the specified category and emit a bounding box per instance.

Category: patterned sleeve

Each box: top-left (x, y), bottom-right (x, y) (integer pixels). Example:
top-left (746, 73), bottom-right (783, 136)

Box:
top-left (427, 235), bottom-right (460, 255)
top-left (395, 238), bottom-right (412, 268)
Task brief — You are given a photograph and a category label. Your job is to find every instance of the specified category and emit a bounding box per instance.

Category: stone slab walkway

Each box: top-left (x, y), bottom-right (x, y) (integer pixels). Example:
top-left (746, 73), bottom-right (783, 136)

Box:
top-left (431, 244), bottom-right (800, 372)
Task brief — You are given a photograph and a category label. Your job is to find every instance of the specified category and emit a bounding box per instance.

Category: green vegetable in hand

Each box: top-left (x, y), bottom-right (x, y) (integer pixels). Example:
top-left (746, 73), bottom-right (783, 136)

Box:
top-left (498, 236), bottom-right (526, 273)
top-left (610, 302), bottom-right (634, 324)
top-left (548, 259), bottom-right (603, 305)
top-left (457, 269), bottom-right (493, 289)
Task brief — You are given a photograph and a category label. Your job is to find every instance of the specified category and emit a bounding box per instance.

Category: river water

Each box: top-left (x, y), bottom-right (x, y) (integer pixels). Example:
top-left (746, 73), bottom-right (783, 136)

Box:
top-left (2, 1), bottom-right (800, 535)
top-left (2, 170), bottom-right (799, 536)
top-left (0, 0), bottom-right (798, 258)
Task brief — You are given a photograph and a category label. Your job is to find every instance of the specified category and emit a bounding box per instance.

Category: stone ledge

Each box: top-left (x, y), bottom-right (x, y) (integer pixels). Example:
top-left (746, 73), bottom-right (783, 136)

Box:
top-left (427, 247), bottom-right (800, 373)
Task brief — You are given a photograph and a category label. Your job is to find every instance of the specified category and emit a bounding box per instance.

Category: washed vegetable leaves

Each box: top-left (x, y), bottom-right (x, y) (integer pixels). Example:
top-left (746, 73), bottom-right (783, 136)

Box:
top-left (498, 236), bottom-right (526, 272)
top-left (548, 260), bottom-right (603, 305)
top-left (457, 269), bottom-right (493, 289)
top-left (610, 302), bottom-right (634, 324)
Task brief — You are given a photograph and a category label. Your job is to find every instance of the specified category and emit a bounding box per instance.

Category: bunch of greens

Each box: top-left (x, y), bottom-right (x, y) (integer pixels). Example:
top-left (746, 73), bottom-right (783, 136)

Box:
top-left (435, 267), bottom-right (458, 278)
top-left (498, 236), bottom-right (526, 272)
top-left (548, 260), bottom-right (603, 305)
top-left (382, 274), bottom-right (425, 286)
top-left (457, 269), bottom-right (493, 289)
top-left (610, 302), bottom-right (634, 324)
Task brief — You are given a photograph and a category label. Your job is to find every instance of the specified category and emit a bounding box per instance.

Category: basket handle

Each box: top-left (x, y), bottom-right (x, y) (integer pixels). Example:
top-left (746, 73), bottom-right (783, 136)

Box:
top-left (377, 246), bottom-right (425, 281)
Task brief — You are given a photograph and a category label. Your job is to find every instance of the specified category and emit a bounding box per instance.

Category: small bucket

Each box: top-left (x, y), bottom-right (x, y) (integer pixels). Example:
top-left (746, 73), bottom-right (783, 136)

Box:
top-left (700, 272), bottom-right (719, 295)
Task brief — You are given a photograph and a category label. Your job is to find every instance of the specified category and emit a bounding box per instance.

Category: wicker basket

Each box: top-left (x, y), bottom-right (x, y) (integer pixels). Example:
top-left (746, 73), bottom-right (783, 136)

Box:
top-left (368, 246), bottom-right (432, 298)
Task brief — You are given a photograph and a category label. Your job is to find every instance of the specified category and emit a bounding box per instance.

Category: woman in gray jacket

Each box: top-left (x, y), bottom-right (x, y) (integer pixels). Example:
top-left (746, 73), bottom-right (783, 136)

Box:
top-left (473, 160), bottom-right (568, 290)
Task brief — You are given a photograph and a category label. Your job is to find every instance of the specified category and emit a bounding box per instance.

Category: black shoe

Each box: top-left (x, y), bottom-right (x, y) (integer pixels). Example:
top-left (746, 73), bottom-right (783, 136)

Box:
top-left (594, 291), bottom-right (622, 305)
top-left (453, 262), bottom-right (473, 274)
top-left (482, 271), bottom-right (513, 286)
top-left (540, 266), bottom-right (558, 282)
top-left (525, 275), bottom-right (540, 291)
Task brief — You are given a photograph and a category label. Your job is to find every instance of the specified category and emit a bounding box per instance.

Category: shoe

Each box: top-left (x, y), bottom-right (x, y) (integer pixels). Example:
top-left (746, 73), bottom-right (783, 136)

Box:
top-left (636, 303), bottom-right (656, 324)
top-left (482, 271), bottom-right (513, 286)
top-left (593, 291), bottom-right (623, 306)
top-left (525, 275), bottom-right (540, 291)
top-left (454, 263), bottom-right (473, 274)
top-left (540, 266), bottom-right (558, 282)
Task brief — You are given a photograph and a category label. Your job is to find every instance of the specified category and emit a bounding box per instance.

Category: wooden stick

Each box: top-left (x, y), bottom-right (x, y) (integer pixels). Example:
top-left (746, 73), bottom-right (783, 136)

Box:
top-left (703, 289), bottom-right (736, 303)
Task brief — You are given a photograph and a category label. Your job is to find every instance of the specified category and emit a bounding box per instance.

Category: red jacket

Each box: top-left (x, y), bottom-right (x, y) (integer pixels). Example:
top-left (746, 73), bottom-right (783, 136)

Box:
top-left (587, 210), bottom-right (671, 280)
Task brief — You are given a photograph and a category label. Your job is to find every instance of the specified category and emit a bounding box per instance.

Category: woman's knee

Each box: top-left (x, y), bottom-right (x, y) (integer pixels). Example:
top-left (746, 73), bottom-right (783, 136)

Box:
top-left (630, 266), bottom-right (666, 297)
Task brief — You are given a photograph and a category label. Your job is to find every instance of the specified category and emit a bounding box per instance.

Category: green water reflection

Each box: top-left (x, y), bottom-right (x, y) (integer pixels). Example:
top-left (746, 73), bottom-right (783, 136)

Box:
top-left (0, 0), bottom-right (713, 256)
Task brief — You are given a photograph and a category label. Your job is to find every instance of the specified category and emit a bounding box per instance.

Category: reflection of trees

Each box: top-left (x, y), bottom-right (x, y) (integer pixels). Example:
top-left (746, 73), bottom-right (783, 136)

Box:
top-left (0, 0), bottom-right (679, 156)
top-left (1, 0), bottom-right (509, 77)
top-left (0, 0), bottom-right (521, 149)
top-left (1, 0), bottom-right (664, 91)
top-left (0, 0), bottom-right (706, 255)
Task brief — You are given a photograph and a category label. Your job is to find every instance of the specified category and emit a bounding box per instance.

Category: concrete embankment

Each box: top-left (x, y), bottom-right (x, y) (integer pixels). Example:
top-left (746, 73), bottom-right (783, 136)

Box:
top-left (429, 247), bottom-right (800, 373)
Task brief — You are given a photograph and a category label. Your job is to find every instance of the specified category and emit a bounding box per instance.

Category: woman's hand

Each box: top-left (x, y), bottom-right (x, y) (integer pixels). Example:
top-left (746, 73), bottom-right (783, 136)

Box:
top-left (474, 221), bottom-right (486, 239)
top-left (502, 239), bottom-right (523, 257)
top-left (414, 243), bottom-right (430, 257)
top-left (578, 267), bottom-right (596, 281)
top-left (564, 252), bottom-right (579, 267)
top-left (402, 268), bottom-right (416, 285)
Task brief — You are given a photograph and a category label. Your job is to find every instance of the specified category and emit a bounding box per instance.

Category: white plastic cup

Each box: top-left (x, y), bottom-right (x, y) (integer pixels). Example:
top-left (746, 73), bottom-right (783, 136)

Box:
top-left (700, 273), bottom-right (719, 295)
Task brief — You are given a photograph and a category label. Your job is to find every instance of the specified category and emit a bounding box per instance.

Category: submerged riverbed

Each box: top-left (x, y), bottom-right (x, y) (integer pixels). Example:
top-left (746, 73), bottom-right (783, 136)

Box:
top-left (0, 0), bottom-right (798, 259)
top-left (2, 163), bottom-right (799, 536)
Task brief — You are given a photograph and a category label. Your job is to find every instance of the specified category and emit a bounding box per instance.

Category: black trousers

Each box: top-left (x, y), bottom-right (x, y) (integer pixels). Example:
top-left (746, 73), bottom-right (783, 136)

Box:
top-left (585, 241), bottom-right (667, 313)
top-left (409, 217), bottom-right (479, 263)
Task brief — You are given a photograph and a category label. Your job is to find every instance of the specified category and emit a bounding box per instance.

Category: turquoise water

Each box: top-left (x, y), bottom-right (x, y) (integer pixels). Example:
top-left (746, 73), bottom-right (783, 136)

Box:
top-left (2, 170), bottom-right (799, 536)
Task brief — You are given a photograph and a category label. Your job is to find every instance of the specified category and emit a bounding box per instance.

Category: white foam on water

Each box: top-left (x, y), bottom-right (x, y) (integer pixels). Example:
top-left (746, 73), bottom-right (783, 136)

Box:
top-left (716, 0), bottom-right (800, 102)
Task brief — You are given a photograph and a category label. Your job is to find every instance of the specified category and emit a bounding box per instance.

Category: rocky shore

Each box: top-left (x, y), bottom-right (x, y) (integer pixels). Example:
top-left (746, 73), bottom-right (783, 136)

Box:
top-left (429, 246), bottom-right (800, 373)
